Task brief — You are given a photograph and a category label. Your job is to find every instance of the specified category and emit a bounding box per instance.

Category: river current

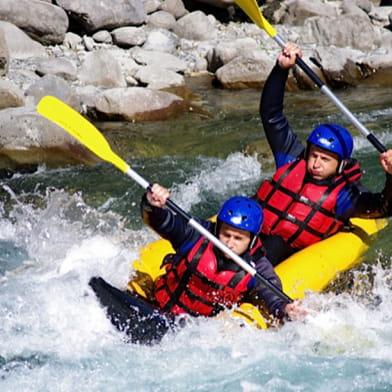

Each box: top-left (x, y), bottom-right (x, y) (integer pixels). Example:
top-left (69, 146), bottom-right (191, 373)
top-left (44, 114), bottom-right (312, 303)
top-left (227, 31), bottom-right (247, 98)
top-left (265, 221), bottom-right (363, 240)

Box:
top-left (0, 83), bottom-right (391, 391)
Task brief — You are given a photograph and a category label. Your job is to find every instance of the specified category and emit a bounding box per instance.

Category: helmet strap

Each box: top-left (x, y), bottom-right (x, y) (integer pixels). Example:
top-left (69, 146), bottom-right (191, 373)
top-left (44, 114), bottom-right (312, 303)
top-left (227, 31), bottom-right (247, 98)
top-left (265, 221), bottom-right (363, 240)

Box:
top-left (248, 234), bottom-right (258, 250)
top-left (337, 158), bottom-right (347, 174)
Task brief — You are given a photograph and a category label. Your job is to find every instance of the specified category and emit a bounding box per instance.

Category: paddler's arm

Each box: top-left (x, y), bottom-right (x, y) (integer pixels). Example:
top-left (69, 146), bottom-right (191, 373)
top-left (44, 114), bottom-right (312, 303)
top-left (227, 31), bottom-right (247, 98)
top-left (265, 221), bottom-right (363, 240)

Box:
top-left (260, 42), bottom-right (305, 168)
top-left (338, 151), bottom-right (392, 219)
top-left (140, 183), bottom-right (208, 251)
top-left (251, 256), bottom-right (306, 321)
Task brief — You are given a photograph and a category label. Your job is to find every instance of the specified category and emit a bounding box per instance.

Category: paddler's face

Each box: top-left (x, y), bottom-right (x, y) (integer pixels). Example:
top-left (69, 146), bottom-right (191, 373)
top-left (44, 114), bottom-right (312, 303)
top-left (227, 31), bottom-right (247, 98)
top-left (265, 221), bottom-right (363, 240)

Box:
top-left (307, 144), bottom-right (340, 180)
top-left (218, 222), bottom-right (252, 258)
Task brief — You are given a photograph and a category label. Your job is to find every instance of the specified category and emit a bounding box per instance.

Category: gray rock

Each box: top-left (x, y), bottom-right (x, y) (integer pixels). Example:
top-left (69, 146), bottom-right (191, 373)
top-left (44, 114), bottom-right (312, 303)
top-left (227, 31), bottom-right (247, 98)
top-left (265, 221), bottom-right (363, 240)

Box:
top-left (142, 29), bottom-right (180, 54)
top-left (0, 0), bottom-right (68, 44)
top-left (173, 11), bottom-right (217, 41)
top-left (95, 87), bottom-right (187, 121)
top-left (313, 47), bottom-right (366, 87)
top-left (92, 30), bottom-right (113, 44)
top-left (0, 105), bottom-right (96, 167)
top-left (56, 0), bottom-right (147, 32)
top-left (78, 50), bottom-right (127, 88)
top-left (283, 0), bottom-right (338, 25)
top-left (130, 47), bottom-right (187, 72)
top-left (35, 57), bottom-right (77, 81)
top-left (160, 0), bottom-right (188, 19)
top-left (135, 65), bottom-right (185, 89)
top-left (112, 26), bottom-right (147, 48)
top-left (63, 32), bottom-right (83, 50)
top-left (146, 11), bottom-right (177, 30)
top-left (25, 74), bottom-right (81, 111)
top-left (0, 28), bottom-right (9, 76)
top-left (216, 51), bottom-right (275, 89)
top-left (300, 15), bottom-right (382, 51)
top-left (0, 21), bottom-right (47, 59)
top-left (0, 80), bottom-right (25, 109)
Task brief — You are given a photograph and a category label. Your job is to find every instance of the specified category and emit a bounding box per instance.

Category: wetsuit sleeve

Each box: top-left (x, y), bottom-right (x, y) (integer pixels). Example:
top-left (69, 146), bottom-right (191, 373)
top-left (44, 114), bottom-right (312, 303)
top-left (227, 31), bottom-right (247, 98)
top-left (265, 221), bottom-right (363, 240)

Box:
top-left (251, 256), bottom-right (287, 318)
top-left (140, 193), bottom-right (207, 252)
top-left (337, 173), bottom-right (392, 219)
top-left (260, 62), bottom-right (305, 168)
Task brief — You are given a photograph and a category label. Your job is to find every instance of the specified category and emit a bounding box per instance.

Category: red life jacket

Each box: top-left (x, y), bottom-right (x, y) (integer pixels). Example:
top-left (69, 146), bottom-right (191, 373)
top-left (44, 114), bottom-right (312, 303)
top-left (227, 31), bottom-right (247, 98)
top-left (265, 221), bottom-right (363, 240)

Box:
top-left (154, 237), bottom-right (263, 317)
top-left (256, 158), bottom-right (362, 250)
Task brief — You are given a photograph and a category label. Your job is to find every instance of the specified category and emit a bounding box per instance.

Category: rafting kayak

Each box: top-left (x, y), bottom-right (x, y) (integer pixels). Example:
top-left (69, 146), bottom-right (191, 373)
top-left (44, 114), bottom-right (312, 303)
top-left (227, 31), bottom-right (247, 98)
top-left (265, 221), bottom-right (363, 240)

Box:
top-left (90, 217), bottom-right (387, 342)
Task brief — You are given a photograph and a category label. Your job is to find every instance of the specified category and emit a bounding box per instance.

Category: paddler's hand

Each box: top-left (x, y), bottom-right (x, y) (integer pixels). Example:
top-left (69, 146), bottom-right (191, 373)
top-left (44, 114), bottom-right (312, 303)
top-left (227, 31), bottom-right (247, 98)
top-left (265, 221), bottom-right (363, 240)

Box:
top-left (146, 183), bottom-right (170, 208)
top-left (278, 42), bottom-right (302, 69)
top-left (284, 299), bottom-right (308, 321)
top-left (380, 149), bottom-right (392, 175)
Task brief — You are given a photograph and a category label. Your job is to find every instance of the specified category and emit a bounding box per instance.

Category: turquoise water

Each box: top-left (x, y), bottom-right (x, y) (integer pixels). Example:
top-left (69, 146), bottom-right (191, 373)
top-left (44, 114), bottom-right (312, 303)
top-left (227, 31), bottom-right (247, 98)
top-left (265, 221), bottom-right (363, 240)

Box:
top-left (0, 84), bottom-right (391, 391)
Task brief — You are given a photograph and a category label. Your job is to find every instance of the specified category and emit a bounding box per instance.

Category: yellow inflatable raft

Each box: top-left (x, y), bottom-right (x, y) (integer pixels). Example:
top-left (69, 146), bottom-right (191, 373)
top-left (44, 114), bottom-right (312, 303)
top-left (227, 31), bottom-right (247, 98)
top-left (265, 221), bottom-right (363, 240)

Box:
top-left (128, 217), bottom-right (387, 329)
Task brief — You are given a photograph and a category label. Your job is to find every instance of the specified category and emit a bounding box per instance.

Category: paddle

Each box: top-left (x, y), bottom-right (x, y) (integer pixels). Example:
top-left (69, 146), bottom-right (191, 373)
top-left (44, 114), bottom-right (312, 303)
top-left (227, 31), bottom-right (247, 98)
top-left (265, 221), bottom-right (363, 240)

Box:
top-left (37, 95), bottom-right (293, 304)
top-left (234, 0), bottom-right (387, 153)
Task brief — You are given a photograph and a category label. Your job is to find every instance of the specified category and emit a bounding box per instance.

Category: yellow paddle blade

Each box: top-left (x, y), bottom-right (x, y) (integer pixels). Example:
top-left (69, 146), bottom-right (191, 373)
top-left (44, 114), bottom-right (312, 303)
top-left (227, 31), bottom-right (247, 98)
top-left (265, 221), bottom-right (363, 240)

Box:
top-left (37, 95), bottom-right (130, 173)
top-left (234, 0), bottom-right (277, 38)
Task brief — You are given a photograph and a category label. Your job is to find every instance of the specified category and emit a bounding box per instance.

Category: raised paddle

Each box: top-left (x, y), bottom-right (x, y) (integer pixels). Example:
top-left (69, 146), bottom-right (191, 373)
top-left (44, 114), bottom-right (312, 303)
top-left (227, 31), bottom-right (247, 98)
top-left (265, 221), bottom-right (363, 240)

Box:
top-left (37, 95), bottom-right (293, 304)
top-left (234, 0), bottom-right (387, 153)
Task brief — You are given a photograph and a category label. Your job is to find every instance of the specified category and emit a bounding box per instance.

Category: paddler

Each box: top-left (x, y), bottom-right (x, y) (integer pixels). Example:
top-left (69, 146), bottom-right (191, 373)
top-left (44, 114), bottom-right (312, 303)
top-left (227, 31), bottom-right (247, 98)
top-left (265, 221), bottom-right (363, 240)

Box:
top-left (255, 42), bottom-right (392, 265)
top-left (141, 184), bottom-right (306, 323)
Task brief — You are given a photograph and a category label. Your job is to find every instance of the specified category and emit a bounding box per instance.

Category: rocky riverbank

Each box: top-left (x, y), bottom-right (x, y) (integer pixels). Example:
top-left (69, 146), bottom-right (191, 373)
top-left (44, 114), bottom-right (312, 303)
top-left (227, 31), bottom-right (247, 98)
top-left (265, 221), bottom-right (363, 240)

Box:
top-left (0, 0), bottom-right (392, 171)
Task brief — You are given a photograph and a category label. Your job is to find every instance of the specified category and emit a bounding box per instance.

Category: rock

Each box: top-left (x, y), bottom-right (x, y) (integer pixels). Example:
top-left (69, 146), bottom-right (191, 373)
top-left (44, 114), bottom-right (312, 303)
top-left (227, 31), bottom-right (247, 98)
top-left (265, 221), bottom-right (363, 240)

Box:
top-left (313, 47), bottom-right (367, 87)
top-left (135, 65), bottom-right (185, 89)
top-left (144, 0), bottom-right (161, 15)
top-left (0, 28), bottom-right (9, 76)
top-left (92, 30), bottom-right (113, 44)
top-left (56, 0), bottom-right (147, 33)
top-left (160, 0), bottom-right (188, 19)
top-left (142, 29), bottom-right (180, 54)
top-left (173, 10), bottom-right (218, 40)
top-left (358, 48), bottom-right (392, 85)
top-left (283, 0), bottom-right (338, 25)
top-left (35, 57), bottom-right (77, 81)
top-left (0, 0), bottom-right (68, 44)
top-left (146, 10), bottom-right (177, 30)
top-left (25, 74), bottom-right (81, 111)
top-left (215, 51), bottom-right (275, 89)
top-left (0, 80), bottom-right (25, 109)
top-left (78, 50), bottom-right (127, 88)
top-left (130, 47), bottom-right (187, 72)
top-left (95, 87), bottom-right (187, 121)
top-left (112, 26), bottom-right (147, 48)
top-left (63, 32), bottom-right (83, 50)
top-left (0, 105), bottom-right (97, 168)
top-left (300, 15), bottom-right (382, 51)
top-left (0, 21), bottom-right (47, 59)
top-left (206, 37), bottom-right (260, 72)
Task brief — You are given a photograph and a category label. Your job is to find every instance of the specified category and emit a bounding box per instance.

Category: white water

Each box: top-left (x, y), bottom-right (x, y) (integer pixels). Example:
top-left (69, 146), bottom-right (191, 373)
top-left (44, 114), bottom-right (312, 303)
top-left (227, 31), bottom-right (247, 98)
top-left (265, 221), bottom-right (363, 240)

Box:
top-left (0, 152), bottom-right (391, 392)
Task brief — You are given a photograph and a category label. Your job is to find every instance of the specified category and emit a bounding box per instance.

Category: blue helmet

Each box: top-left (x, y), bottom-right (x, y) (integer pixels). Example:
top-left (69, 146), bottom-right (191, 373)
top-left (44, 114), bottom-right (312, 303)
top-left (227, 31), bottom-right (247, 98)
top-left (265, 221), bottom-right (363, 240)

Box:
top-left (307, 123), bottom-right (353, 160)
top-left (217, 196), bottom-right (264, 235)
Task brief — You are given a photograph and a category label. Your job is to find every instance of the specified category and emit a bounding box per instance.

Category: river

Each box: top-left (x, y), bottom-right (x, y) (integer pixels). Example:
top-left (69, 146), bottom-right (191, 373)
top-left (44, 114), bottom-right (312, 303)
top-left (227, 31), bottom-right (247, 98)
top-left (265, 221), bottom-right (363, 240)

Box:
top-left (0, 82), bottom-right (391, 391)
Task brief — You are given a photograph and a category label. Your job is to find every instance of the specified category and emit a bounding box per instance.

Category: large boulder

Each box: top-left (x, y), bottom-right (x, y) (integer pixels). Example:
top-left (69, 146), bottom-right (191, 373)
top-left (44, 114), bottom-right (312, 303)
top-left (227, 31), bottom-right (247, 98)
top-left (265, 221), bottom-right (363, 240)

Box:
top-left (78, 50), bottom-right (127, 88)
top-left (25, 75), bottom-right (81, 111)
top-left (299, 15), bottom-right (382, 51)
top-left (284, 0), bottom-right (338, 25)
top-left (0, 21), bottom-right (47, 59)
top-left (215, 51), bottom-right (275, 89)
top-left (95, 87), bottom-right (188, 121)
top-left (0, 0), bottom-right (68, 44)
top-left (56, 0), bottom-right (146, 33)
top-left (173, 10), bottom-right (218, 41)
top-left (0, 106), bottom-right (97, 168)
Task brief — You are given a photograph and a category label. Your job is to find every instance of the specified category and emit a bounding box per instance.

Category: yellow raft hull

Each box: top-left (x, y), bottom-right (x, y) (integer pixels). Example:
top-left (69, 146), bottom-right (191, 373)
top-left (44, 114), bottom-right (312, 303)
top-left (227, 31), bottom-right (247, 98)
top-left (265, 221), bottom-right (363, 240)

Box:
top-left (129, 217), bottom-right (387, 329)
